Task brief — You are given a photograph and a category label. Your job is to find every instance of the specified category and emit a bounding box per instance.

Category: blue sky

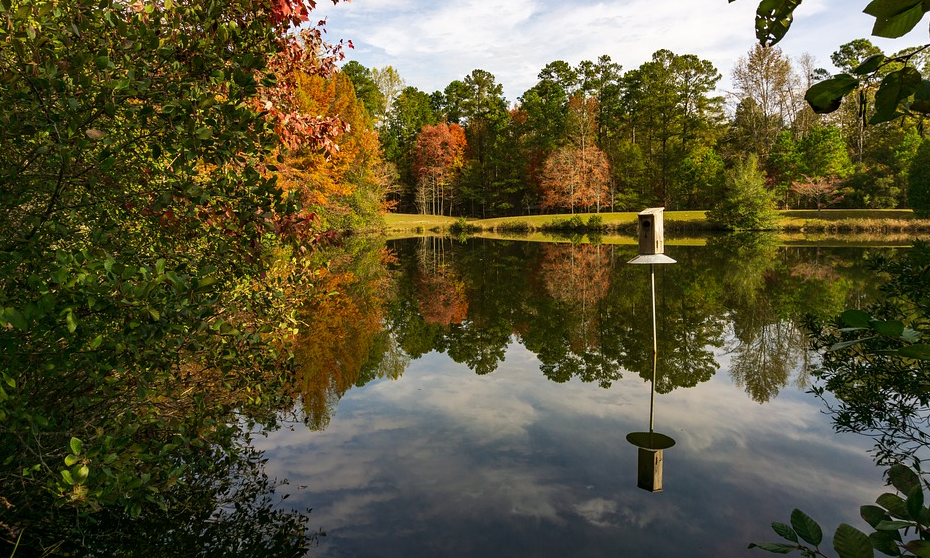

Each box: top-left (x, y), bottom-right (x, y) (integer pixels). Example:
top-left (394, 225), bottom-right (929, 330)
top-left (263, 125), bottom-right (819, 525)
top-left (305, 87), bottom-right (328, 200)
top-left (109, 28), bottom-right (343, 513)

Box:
top-left (309, 0), bottom-right (929, 105)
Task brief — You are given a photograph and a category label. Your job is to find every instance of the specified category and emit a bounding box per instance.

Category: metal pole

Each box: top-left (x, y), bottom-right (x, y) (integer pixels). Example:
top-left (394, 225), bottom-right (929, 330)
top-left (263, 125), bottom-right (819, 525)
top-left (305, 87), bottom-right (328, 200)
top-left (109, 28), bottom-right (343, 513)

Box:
top-left (649, 263), bottom-right (657, 434)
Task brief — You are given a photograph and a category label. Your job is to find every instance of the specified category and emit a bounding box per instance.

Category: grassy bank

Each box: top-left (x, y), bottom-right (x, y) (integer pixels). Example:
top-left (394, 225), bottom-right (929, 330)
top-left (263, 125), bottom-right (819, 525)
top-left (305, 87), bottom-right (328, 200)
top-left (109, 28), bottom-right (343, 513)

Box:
top-left (382, 209), bottom-right (930, 236)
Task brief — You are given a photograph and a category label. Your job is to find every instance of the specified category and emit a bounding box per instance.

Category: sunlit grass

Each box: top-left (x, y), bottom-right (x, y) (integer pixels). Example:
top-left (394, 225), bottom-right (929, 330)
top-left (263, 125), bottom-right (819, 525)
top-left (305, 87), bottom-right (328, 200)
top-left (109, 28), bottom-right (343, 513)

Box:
top-left (384, 211), bottom-right (708, 231)
top-left (381, 209), bottom-right (930, 236)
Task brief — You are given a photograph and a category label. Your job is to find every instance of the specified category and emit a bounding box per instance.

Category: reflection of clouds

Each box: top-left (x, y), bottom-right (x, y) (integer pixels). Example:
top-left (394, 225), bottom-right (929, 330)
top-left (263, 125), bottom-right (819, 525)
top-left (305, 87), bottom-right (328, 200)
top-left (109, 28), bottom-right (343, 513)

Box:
top-left (257, 342), bottom-right (883, 557)
top-left (575, 498), bottom-right (617, 528)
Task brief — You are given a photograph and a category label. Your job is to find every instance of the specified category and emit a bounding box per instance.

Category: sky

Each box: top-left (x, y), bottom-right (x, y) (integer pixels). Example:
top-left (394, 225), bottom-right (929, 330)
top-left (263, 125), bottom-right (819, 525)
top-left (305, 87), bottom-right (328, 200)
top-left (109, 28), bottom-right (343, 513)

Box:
top-left (308, 0), bottom-right (930, 107)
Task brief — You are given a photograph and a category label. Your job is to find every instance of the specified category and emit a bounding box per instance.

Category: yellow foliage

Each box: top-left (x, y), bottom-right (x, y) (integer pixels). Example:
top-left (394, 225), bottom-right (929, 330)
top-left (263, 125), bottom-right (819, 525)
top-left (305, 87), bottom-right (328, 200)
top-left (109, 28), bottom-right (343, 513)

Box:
top-left (279, 71), bottom-right (387, 225)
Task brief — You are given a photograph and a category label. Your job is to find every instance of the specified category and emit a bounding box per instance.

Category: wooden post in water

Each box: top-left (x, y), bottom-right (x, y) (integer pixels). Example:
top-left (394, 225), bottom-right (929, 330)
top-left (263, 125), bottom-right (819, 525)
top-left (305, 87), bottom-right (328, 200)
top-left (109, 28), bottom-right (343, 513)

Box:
top-left (627, 208), bottom-right (676, 493)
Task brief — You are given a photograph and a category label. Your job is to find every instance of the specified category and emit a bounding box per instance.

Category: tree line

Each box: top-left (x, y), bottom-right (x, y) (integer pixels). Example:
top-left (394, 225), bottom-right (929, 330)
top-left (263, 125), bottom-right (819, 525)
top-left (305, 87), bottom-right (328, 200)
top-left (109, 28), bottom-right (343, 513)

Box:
top-left (331, 41), bottom-right (930, 219)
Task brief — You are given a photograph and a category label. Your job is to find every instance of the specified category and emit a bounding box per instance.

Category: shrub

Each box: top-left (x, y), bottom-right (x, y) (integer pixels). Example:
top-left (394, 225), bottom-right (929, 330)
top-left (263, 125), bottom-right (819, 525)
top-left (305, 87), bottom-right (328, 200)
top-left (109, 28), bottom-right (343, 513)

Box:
top-left (708, 154), bottom-right (778, 231)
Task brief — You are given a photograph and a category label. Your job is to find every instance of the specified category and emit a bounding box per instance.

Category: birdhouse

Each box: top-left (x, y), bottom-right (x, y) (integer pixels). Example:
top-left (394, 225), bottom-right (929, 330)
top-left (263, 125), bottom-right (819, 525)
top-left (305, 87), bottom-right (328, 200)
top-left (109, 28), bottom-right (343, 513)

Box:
top-left (638, 207), bottom-right (665, 255)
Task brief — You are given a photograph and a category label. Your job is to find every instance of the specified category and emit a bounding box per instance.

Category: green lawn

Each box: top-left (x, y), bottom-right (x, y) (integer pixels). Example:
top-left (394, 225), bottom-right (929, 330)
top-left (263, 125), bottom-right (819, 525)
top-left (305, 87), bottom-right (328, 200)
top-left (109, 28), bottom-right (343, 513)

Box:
top-left (383, 210), bottom-right (707, 231)
top-left (381, 209), bottom-right (923, 233)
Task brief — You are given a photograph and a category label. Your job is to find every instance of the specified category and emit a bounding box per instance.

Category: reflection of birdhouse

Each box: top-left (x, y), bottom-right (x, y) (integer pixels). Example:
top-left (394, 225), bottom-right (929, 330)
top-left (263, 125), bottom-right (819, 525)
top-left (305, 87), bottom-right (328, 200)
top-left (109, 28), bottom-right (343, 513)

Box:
top-left (626, 431), bottom-right (674, 493)
top-left (637, 448), bottom-right (664, 492)
top-left (638, 208), bottom-right (665, 255)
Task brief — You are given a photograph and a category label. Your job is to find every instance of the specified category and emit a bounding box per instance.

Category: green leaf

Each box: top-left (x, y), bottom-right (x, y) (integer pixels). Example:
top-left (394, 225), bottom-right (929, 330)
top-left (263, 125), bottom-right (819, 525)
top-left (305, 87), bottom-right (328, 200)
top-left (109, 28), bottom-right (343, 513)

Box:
top-left (753, 0), bottom-right (803, 46)
top-left (875, 520), bottom-right (915, 530)
top-left (869, 531), bottom-right (902, 556)
top-left (912, 80), bottom-right (930, 113)
top-left (3, 308), bottom-right (27, 330)
top-left (89, 335), bottom-right (103, 350)
top-left (747, 542), bottom-right (797, 553)
top-left (806, 74), bottom-right (859, 114)
top-left (195, 127), bottom-right (213, 140)
top-left (148, 307), bottom-right (160, 321)
top-left (905, 540), bottom-right (930, 558)
top-left (842, 309), bottom-right (872, 328)
top-left (877, 493), bottom-right (910, 519)
top-left (70, 437), bottom-right (83, 456)
top-left (61, 470), bottom-right (74, 485)
top-left (862, 504), bottom-right (892, 528)
top-left (871, 320), bottom-right (905, 337)
top-left (772, 522), bottom-right (798, 542)
top-left (831, 338), bottom-right (871, 351)
top-left (833, 523), bottom-right (873, 558)
top-left (899, 344), bottom-right (930, 359)
top-left (791, 509), bottom-right (823, 546)
top-left (871, 67), bottom-right (922, 124)
top-left (907, 484), bottom-right (924, 521)
top-left (864, 0), bottom-right (927, 38)
top-left (854, 54), bottom-right (887, 74)
top-left (99, 156), bottom-right (116, 171)
top-left (889, 464), bottom-right (921, 496)
top-left (64, 454), bottom-right (79, 466)
top-left (66, 310), bottom-right (78, 333)
top-left (901, 328), bottom-right (922, 343)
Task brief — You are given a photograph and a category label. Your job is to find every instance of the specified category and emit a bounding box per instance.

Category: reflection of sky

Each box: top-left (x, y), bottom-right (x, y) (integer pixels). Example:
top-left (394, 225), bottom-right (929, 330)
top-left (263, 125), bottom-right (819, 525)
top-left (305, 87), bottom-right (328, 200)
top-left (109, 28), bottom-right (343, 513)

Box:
top-left (255, 341), bottom-right (884, 558)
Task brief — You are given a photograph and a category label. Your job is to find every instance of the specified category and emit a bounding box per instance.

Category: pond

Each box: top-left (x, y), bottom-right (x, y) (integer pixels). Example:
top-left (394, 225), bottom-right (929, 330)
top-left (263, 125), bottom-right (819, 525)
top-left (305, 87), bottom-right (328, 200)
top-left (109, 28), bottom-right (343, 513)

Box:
top-left (252, 235), bottom-right (904, 558)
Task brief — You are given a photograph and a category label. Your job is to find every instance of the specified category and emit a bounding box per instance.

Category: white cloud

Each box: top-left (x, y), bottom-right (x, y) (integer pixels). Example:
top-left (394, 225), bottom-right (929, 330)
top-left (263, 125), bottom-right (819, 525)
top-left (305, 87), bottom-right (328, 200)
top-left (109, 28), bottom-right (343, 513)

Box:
top-left (309, 0), bottom-right (928, 103)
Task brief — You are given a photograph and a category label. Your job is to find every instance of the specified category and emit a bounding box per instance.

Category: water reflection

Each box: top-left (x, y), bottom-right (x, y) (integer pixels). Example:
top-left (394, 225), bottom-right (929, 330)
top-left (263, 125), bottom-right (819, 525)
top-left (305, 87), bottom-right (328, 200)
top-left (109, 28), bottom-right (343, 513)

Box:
top-left (269, 235), bottom-right (891, 558)
top-left (285, 235), bottom-right (888, 423)
top-left (376, 235), bottom-right (872, 400)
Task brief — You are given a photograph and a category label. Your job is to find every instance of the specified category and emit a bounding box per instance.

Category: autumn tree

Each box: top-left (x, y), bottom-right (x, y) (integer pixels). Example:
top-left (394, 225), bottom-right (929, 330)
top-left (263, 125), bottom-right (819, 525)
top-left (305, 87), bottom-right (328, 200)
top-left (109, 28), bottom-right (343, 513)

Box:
top-left (380, 86), bottom-right (439, 209)
top-left (791, 175), bottom-right (846, 213)
top-left (0, 0), bottom-right (351, 550)
top-left (411, 123), bottom-right (468, 215)
top-left (539, 95), bottom-right (610, 213)
top-left (372, 66), bottom-right (406, 120)
top-left (539, 146), bottom-right (608, 213)
top-left (280, 69), bottom-right (392, 230)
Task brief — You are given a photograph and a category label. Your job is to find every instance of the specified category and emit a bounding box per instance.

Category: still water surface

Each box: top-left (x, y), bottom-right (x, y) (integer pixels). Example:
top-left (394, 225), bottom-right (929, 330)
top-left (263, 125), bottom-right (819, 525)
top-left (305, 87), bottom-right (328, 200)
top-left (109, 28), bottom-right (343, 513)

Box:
top-left (257, 236), bottom-right (899, 557)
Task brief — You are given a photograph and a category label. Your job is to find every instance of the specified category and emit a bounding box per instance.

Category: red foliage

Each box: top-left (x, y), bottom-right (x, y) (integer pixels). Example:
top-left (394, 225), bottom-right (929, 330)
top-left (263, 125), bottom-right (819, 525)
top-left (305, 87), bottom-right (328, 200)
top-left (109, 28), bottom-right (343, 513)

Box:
top-left (790, 175), bottom-right (845, 212)
top-left (539, 145), bottom-right (610, 213)
top-left (411, 123), bottom-right (468, 215)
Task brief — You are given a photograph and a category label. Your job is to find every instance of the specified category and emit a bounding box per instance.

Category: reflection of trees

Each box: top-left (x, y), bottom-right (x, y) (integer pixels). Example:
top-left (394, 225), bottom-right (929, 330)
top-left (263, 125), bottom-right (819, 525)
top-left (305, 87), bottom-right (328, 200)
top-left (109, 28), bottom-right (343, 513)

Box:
top-left (728, 321), bottom-right (803, 403)
top-left (806, 242), bottom-right (930, 463)
top-left (382, 236), bottom-right (877, 400)
top-left (291, 238), bottom-right (403, 430)
top-left (540, 243), bottom-right (611, 353)
top-left (415, 237), bottom-right (469, 325)
top-left (64, 444), bottom-right (317, 558)
top-left (708, 235), bottom-right (853, 402)
top-left (525, 244), bottom-right (623, 387)
top-left (608, 258), bottom-right (725, 394)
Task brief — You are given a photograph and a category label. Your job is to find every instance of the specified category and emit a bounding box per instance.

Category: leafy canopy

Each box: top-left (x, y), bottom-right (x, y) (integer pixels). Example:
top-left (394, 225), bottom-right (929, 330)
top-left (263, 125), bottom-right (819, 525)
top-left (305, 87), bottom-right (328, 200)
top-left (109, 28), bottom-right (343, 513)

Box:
top-left (733, 0), bottom-right (930, 123)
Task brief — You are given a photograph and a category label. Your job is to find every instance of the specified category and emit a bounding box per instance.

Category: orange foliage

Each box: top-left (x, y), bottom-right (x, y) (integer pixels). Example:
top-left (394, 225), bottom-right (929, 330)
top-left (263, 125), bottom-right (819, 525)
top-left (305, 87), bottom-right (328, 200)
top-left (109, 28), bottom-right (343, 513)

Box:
top-left (539, 244), bottom-right (611, 350)
top-left (415, 270), bottom-right (469, 325)
top-left (279, 70), bottom-right (386, 221)
top-left (291, 250), bottom-right (392, 429)
top-left (411, 123), bottom-right (467, 215)
top-left (539, 145), bottom-right (610, 213)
